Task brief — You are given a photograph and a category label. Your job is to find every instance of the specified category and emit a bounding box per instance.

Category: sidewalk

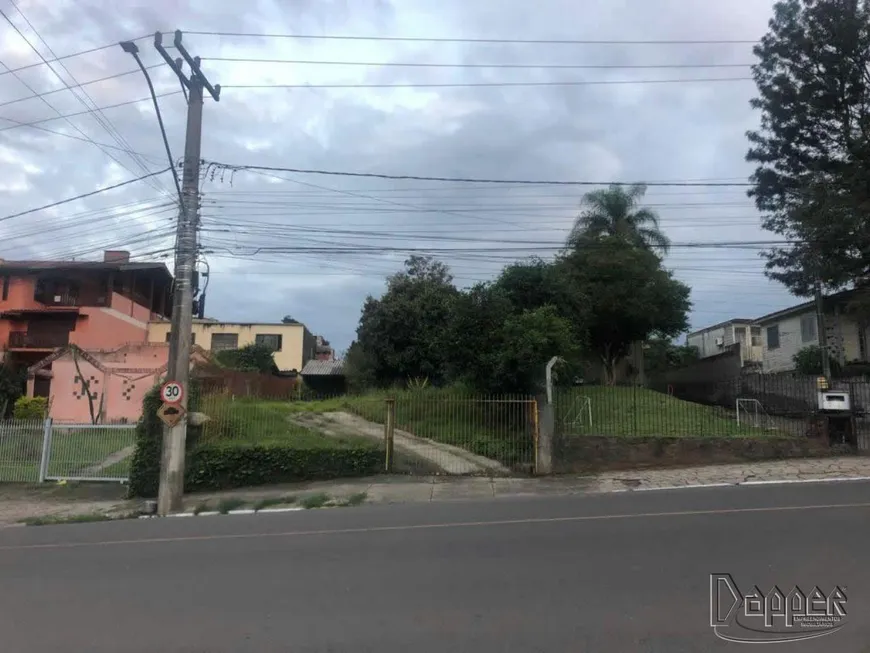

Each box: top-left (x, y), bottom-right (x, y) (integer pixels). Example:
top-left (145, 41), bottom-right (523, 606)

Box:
top-left (2, 456), bottom-right (870, 525)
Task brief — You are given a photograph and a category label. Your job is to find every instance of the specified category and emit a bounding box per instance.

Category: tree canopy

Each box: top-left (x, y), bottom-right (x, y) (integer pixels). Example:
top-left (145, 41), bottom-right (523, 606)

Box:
top-left (214, 344), bottom-right (279, 374)
top-left (568, 183), bottom-right (670, 254)
top-left (347, 188), bottom-right (692, 393)
top-left (747, 0), bottom-right (870, 295)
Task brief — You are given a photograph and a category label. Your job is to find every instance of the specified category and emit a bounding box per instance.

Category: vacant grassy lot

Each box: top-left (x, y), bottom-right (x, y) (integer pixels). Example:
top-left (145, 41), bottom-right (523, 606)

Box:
top-left (555, 386), bottom-right (780, 437)
top-left (197, 396), bottom-right (375, 449)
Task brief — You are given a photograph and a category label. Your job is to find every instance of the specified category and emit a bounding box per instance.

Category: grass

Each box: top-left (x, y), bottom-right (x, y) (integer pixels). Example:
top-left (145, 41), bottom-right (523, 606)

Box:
top-left (299, 492), bottom-right (330, 509)
top-left (197, 396), bottom-right (375, 449)
top-left (555, 386), bottom-right (781, 438)
top-left (252, 495), bottom-right (296, 511)
top-left (0, 421), bottom-right (135, 483)
top-left (342, 491), bottom-right (368, 507)
top-left (216, 497), bottom-right (247, 514)
top-left (20, 511), bottom-right (134, 526)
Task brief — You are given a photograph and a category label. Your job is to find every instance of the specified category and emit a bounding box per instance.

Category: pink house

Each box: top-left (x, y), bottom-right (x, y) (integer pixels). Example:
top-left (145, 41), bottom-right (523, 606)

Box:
top-left (0, 250), bottom-right (173, 397)
top-left (26, 343), bottom-right (211, 423)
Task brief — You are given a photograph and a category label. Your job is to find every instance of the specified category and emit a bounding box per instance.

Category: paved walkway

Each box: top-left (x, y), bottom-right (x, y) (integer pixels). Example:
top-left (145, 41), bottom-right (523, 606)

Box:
top-left (3, 456), bottom-right (870, 525)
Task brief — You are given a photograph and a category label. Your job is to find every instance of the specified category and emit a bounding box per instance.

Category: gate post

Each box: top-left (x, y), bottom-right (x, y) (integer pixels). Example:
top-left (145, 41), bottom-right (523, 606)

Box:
top-left (384, 398), bottom-right (396, 472)
top-left (38, 418), bottom-right (53, 483)
top-left (535, 396), bottom-right (553, 475)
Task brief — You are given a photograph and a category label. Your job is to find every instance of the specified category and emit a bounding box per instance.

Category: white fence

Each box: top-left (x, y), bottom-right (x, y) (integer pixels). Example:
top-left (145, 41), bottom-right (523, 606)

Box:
top-left (0, 419), bottom-right (136, 483)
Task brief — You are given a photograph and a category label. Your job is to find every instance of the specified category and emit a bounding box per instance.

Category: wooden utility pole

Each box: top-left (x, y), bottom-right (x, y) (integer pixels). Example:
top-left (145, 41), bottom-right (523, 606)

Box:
top-left (814, 277), bottom-right (832, 381)
top-left (151, 31), bottom-right (220, 515)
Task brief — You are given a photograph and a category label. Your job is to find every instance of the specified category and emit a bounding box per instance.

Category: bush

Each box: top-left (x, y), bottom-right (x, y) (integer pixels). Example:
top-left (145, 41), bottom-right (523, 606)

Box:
top-left (13, 396), bottom-right (47, 420)
top-left (793, 345), bottom-right (842, 376)
top-left (184, 442), bottom-right (382, 491)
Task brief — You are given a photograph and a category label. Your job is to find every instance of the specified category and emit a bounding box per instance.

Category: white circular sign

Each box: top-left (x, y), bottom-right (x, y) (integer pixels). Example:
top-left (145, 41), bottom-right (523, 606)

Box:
top-left (160, 381), bottom-right (184, 404)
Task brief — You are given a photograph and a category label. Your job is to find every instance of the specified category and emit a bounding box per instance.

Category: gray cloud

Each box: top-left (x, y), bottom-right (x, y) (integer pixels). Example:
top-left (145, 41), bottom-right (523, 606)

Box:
top-left (0, 0), bottom-right (792, 351)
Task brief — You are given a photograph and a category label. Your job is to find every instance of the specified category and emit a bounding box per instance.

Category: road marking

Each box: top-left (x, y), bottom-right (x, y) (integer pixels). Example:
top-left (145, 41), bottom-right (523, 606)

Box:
top-left (2, 501), bottom-right (870, 552)
top-left (739, 476), bottom-right (870, 486)
top-left (633, 483), bottom-right (735, 492)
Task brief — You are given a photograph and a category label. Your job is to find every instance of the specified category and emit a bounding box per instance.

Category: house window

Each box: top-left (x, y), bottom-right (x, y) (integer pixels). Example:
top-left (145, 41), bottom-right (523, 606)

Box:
top-left (255, 333), bottom-right (282, 351)
top-left (800, 314), bottom-right (817, 343)
top-left (750, 326), bottom-right (761, 347)
top-left (164, 332), bottom-right (195, 345)
top-left (211, 333), bottom-right (238, 351)
top-left (767, 325), bottom-right (780, 350)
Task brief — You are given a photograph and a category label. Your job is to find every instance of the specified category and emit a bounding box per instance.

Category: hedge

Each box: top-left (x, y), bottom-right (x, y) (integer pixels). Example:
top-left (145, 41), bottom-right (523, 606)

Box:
top-left (13, 396), bottom-right (48, 420)
top-left (184, 442), bottom-right (382, 491)
top-left (128, 382), bottom-right (381, 497)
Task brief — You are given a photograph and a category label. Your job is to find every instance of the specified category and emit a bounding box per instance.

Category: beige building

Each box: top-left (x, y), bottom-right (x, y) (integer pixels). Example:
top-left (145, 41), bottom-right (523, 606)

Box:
top-left (147, 319), bottom-right (316, 373)
top-left (686, 318), bottom-right (763, 367)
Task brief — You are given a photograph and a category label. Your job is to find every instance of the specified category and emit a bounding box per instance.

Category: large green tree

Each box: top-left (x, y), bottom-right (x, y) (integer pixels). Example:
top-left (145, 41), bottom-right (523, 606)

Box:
top-left (568, 183), bottom-right (670, 254)
top-left (561, 237), bottom-right (691, 384)
top-left (355, 255), bottom-right (460, 386)
top-left (747, 0), bottom-right (870, 295)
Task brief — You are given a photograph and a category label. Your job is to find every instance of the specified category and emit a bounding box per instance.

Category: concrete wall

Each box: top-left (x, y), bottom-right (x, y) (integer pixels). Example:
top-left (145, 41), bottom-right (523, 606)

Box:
top-left (688, 325), bottom-right (729, 359)
top-left (553, 435), bottom-right (832, 473)
top-left (147, 321), bottom-right (312, 372)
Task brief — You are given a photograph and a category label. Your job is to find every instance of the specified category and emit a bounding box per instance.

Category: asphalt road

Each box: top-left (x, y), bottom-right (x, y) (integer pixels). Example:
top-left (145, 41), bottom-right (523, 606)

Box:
top-left (2, 482), bottom-right (870, 653)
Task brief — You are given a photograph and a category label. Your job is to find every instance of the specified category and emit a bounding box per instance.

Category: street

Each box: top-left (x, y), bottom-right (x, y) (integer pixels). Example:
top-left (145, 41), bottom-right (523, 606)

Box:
top-left (1, 482), bottom-right (869, 652)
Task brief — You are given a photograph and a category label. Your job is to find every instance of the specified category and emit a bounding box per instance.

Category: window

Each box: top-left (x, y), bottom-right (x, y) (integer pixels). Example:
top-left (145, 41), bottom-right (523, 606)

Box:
top-left (164, 332), bottom-right (195, 345)
top-left (800, 314), bottom-right (817, 343)
top-left (1, 276), bottom-right (8, 300)
top-left (255, 333), bottom-right (282, 351)
top-left (750, 326), bottom-right (761, 347)
top-left (767, 325), bottom-right (780, 350)
top-left (211, 333), bottom-right (238, 351)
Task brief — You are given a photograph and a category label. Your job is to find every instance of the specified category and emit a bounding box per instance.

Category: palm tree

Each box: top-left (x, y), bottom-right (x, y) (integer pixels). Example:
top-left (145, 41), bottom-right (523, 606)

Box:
top-left (568, 183), bottom-right (670, 254)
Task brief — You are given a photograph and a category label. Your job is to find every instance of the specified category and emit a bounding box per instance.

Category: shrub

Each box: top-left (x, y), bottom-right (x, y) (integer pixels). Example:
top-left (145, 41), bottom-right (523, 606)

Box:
top-left (793, 345), bottom-right (841, 376)
top-left (13, 396), bottom-right (47, 420)
top-left (184, 442), bottom-right (382, 491)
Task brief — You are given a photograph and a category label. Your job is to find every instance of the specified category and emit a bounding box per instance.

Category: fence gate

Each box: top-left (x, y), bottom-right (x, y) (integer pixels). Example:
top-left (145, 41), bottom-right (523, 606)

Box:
top-left (381, 396), bottom-right (539, 476)
top-left (41, 422), bottom-right (137, 483)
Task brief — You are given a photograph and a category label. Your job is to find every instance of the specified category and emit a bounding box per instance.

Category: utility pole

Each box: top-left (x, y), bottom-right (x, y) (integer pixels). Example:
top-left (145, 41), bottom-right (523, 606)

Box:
top-left (814, 276), bottom-right (832, 381)
top-left (151, 31), bottom-right (220, 515)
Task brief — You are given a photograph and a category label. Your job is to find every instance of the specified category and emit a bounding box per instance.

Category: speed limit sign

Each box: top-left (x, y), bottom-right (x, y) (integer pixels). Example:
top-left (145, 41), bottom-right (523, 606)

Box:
top-left (159, 380), bottom-right (184, 405)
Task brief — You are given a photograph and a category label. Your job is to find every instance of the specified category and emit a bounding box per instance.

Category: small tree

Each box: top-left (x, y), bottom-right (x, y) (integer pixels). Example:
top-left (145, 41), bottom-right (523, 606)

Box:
top-left (214, 344), bottom-right (278, 374)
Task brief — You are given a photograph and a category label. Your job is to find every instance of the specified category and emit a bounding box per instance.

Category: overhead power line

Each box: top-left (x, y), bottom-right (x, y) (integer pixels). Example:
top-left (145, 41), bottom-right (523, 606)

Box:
top-left (0, 65), bottom-right (162, 110)
top-left (0, 91), bottom-right (183, 133)
top-left (203, 161), bottom-right (755, 187)
top-left (224, 76), bottom-right (752, 89)
top-left (178, 30), bottom-right (759, 45)
top-left (0, 167), bottom-right (171, 223)
top-left (202, 56), bottom-right (753, 70)
top-left (0, 34), bottom-right (149, 77)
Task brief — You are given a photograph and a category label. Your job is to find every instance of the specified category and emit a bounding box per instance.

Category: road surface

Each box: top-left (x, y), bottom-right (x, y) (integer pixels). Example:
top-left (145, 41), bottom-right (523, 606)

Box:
top-left (1, 482), bottom-right (869, 652)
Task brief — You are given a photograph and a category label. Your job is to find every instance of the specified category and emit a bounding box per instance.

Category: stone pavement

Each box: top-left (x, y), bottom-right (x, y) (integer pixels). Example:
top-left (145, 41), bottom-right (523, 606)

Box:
top-left (3, 456), bottom-right (870, 525)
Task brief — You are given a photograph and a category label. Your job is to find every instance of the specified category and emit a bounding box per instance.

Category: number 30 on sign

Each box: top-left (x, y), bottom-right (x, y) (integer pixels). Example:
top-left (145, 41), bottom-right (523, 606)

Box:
top-left (160, 380), bottom-right (184, 404)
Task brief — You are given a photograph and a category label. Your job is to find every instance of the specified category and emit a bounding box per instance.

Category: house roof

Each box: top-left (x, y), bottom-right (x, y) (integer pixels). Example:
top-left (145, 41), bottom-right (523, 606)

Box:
top-left (754, 289), bottom-right (858, 324)
top-left (301, 359), bottom-right (345, 376)
top-left (686, 318), bottom-right (755, 337)
top-left (0, 259), bottom-right (172, 281)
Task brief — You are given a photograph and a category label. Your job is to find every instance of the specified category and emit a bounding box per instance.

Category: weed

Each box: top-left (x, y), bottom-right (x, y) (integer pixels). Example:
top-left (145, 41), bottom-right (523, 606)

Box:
top-left (216, 497), bottom-right (247, 514)
top-left (192, 501), bottom-right (210, 515)
top-left (300, 492), bottom-right (330, 509)
top-left (253, 496), bottom-right (296, 511)
top-left (20, 512), bottom-right (130, 526)
top-left (343, 492), bottom-right (368, 507)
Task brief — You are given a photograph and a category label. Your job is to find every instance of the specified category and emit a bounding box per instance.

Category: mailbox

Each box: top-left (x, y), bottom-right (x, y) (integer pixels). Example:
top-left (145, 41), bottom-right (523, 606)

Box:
top-left (818, 391), bottom-right (851, 412)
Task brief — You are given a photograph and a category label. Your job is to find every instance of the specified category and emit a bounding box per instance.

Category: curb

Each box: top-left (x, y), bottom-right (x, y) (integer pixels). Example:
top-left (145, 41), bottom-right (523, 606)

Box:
top-left (139, 506), bottom-right (309, 519)
top-left (619, 476), bottom-right (870, 493)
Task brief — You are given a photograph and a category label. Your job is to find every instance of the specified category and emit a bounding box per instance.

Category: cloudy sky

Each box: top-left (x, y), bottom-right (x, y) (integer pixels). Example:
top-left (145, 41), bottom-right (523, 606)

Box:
top-left (0, 0), bottom-right (792, 352)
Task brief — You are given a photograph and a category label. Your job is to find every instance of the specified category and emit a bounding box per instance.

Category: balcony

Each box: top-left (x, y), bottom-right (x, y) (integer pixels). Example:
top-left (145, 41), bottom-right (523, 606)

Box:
top-left (8, 331), bottom-right (70, 349)
top-left (34, 289), bottom-right (108, 308)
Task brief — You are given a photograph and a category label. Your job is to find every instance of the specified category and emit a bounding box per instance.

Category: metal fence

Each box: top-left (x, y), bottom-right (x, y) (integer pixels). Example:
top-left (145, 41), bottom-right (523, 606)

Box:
top-left (0, 419), bottom-right (136, 483)
top-left (555, 375), bottom-right (870, 440)
top-left (194, 391), bottom-right (538, 476)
